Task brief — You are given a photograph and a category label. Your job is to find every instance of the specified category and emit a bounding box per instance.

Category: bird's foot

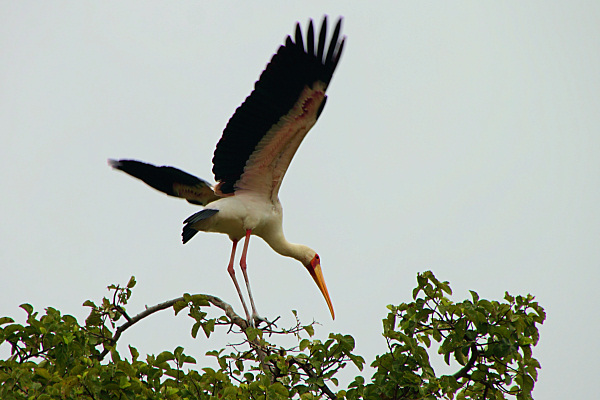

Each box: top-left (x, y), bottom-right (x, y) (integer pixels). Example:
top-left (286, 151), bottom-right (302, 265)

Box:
top-left (250, 313), bottom-right (279, 330)
top-left (249, 312), bottom-right (267, 327)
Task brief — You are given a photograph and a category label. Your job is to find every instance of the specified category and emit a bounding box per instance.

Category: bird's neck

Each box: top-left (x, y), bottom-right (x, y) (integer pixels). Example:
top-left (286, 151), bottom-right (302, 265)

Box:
top-left (263, 230), bottom-right (312, 265)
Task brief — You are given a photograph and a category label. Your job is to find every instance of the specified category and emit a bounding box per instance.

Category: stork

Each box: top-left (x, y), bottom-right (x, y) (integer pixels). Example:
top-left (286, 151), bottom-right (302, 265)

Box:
top-left (109, 17), bottom-right (345, 324)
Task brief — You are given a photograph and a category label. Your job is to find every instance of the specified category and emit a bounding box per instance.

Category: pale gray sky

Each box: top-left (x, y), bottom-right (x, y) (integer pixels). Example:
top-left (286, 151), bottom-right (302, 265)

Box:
top-left (1, 2), bottom-right (599, 398)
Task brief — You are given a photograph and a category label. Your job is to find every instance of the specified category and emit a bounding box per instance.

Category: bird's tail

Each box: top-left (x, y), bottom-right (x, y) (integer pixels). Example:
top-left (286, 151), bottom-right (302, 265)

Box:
top-left (182, 209), bottom-right (219, 244)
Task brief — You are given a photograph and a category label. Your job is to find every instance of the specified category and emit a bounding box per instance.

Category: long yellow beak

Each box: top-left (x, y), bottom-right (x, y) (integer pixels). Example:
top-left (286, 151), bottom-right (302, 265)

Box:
top-left (311, 263), bottom-right (335, 320)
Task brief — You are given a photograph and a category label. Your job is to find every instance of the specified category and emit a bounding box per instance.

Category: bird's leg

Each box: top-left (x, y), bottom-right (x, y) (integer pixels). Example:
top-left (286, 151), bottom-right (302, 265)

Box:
top-left (239, 229), bottom-right (265, 324)
top-left (227, 239), bottom-right (251, 322)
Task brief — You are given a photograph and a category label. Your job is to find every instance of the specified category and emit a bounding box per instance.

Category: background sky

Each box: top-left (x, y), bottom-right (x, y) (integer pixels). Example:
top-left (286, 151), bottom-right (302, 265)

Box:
top-left (1, 2), bottom-right (599, 398)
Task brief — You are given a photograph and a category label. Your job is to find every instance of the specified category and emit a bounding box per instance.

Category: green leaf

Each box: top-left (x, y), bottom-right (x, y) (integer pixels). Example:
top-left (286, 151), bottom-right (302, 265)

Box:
top-left (444, 348), bottom-right (451, 365)
top-left (455, 318), bottom-right (467, 339)
top-left (469, 290), bottom-right (479, 303)
top-left (0, 316), bottom-right (14, 326)
top-left (174, 346), bottom-right (184, 359)
top-left (82, 300), bottom-right (96, 308)
top-left (303, 325), bottom-right (315, 337)
top-left (270, 382), bottom-right (289, 396)
top-left (190, 294), bottom-right (210, 306)
top-left (471, 369), bottom-right (486, 381)
top-left (419, 334), bottom-right (431, 348)
top-left (85, 310), bottom-right (102, 327)
top-left (35, 367), bottom-right (52, 380)
top-left (118, 375), bottom-right (131, 388)
top-left (110, 348), bottom-right (121, 363)
top-left (433, 328), bottom-right (442, 343)
top-left (129, 345), bottom-right (139, 361)
top-left (2, 323), bottom-right (23, 336)
top-left (20, 303), bottom-right (34, 315)
top-left (223, 386), bottom-right (238, 397)
top-left (341, 334), bottom-right (356, 350)
top-left (202, 319), bottom-right (215, 338)
top-left (156, 350), bottom-right (175, 364)
top-left (350, 354), bottom-right (365, 370)
top-left (246, 327), bottom-right (261, 341)
top-left (182, 355), bottom-right (196, 364)
top-left (412, 286), bottom-right (422, 299)
top-left (173, 300), bottom-right (188, 315)
top-left (127, 276), bottom-right (136, 288)
top-left (300, 339), bottom-right (310, 351)
top-left (191, 321), bottom-right (201, 338)
top-left (439, 281), bottom-right (453, 295)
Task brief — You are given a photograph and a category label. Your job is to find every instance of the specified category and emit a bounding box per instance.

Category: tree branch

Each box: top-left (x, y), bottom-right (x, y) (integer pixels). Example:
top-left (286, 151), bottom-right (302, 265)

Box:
top-left (96, 294), bottom-right (249, 361)
top-left (290, 357), bottom-right (337, 400)
top-left (453, 343), bottom-right (479, 380)
top-left (94, 292), bottom-right (285, 384)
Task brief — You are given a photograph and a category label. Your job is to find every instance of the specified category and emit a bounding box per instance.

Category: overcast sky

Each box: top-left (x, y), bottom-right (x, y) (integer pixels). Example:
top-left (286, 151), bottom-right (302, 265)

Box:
top-left (1, 2), bottom-right (599, 398)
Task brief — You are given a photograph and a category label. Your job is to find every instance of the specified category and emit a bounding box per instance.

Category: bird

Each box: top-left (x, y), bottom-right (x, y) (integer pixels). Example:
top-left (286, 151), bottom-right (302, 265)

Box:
top-left (109, 16), bottom-right (345, 324)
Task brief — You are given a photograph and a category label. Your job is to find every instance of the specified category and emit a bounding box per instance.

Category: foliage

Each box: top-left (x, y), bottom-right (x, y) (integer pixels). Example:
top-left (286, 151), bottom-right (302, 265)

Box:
top-left (0, 271), bottom-right (544, 399)
top-left (343, 271), bottom-right (545, 400)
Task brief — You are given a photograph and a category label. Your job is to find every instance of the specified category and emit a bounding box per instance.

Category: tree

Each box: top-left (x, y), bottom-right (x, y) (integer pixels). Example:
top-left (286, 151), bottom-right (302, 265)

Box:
top-left (0, 271), bottom-right (545, 399)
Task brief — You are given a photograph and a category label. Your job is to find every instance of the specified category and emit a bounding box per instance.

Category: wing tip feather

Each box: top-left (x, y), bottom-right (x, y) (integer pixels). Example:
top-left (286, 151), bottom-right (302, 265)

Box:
top-left (108, 158), bottom-right (122, 169)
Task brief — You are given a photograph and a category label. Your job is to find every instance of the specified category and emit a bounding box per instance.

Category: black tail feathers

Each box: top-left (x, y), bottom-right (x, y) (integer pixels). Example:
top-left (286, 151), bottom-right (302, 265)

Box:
top-left (182, 209), bottom-right (219, 244)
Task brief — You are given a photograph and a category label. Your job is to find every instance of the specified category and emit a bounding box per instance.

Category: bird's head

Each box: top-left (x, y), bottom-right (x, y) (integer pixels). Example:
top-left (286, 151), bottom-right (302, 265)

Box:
top-left (304, 253), bottom-right (335, 320)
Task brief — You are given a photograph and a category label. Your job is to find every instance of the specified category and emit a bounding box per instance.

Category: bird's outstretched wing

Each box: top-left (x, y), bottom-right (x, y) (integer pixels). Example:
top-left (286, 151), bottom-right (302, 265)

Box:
top-left (109, 159), bottom-right (220, 206)
top-left (212, 16), bottom-right (345, 199)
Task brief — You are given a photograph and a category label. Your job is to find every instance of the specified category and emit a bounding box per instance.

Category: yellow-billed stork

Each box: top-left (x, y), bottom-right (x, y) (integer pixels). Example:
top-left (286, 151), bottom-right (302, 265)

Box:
top-left (109, 16), bottom-right (345, 323)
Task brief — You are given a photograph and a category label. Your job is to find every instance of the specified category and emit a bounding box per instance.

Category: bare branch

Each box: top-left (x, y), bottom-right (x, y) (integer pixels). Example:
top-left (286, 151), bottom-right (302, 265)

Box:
top-left (96, 294), bottom-right (248, 361)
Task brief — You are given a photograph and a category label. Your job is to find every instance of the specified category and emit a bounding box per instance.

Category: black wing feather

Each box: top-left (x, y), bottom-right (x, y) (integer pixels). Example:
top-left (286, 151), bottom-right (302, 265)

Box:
top-left (212, 16), bottom-right (345, 194)
top-left (317, 17), bottom-right (327, 62)
top-left (295, 23), bottom-right (304, 52)
top-left (109, 159), bottom-right (219, 206)
top-left (307, 21), bottom-right (315, 56)
top-left (326, 19), bottom-right (342, 65)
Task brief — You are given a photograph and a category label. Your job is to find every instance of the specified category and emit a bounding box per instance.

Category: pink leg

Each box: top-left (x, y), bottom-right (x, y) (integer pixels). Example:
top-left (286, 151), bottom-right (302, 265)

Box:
top-left (227, 239), bottom-right (251, 322)
top-left (239, 229), bottom-right (260, 320)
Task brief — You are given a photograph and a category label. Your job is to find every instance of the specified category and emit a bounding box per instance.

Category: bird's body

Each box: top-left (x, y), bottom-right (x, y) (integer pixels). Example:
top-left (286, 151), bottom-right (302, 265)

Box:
top-left (189, 194), bottom-right (313, 265)
top-left (194, 193), bottom-right (282, 244)
top-left (110, 17), bottom-right (345, 323)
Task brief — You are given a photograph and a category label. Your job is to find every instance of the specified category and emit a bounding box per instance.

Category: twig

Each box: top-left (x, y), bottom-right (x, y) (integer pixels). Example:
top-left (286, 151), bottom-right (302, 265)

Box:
top-left (114, 305), bottom-right (132, 323)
